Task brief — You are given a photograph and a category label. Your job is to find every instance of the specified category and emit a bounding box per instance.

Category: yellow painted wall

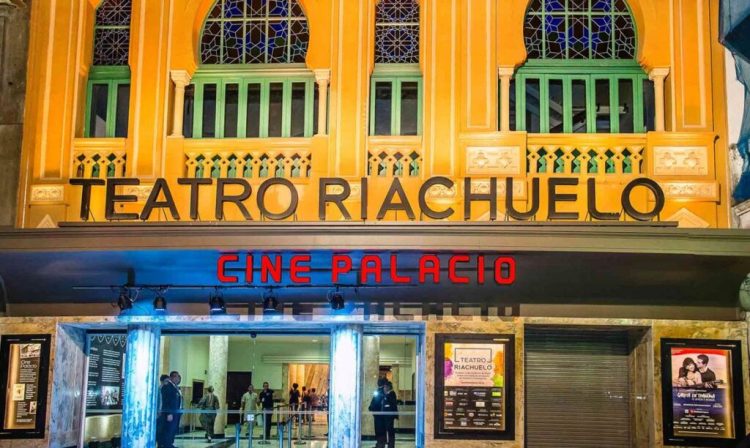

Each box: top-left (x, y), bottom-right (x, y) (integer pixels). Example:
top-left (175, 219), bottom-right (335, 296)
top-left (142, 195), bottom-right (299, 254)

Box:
top-left (17, 0), bottom-right (732, 229)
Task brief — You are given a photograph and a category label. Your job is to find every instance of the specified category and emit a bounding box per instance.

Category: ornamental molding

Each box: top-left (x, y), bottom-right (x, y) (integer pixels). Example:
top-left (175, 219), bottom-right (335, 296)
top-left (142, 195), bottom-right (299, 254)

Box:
top-left (653, 146), bottom-right (709, 176)
top-left (425, 183), bottom-right (457, 200)
top-left (327, 183), bottom-right (361, 200)
top-left (665, 208), bottom-right (710, 229)
top-left (124, 184), bottom-right (153, 202)
top-left (36, 214), bottom-right (57, 229)
top-left (466, 146), bottom-right (520, 175)
top-left (470, 179), bottom-right (526, 199)
top-left (30, 185), bottom-right (64, 203)
top-left (659, 181), bottom-right (719, 201)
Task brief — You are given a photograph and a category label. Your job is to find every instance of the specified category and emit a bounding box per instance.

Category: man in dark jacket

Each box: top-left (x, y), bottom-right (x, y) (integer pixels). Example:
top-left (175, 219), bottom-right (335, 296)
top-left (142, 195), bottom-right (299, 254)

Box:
top-left (369, 378), bottom-right (387, 448)
top-left (159, 371), bottom-right (182, 448)
top-left (258, 381), bottom-right (275, 440)
top-left (382, 381), bottom-right (399, 448)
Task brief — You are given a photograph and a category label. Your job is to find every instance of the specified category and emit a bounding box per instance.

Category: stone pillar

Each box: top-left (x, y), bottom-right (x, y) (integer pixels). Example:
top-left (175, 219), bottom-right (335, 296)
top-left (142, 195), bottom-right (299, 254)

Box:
top-left (170, 70), bottom-right (192, 137)
top-left (207, 335), bottom-right (228, 437)
top-left (648, 67), bottom-right (670, 132)
top-left (361, 336), bottom-right (380, 437)
top-left (122, 324), bottom-right (161, 447)
top-left (498, 66), bottom-right (514, 132)
top-left (314, 69), bottom-right (330, 136)
top-left (329, 324), bottom-right (363, 447)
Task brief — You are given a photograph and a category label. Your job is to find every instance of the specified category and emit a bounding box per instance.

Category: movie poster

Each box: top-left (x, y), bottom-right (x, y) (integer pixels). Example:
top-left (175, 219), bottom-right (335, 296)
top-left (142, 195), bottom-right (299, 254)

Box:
top-left (86, 335), bottom-right (127, 412)
top-left (435, 334), bottom-right (514, 440)
top-left (0, 335), bottom-right (50, 438)
top-left (662, 339), bottom-right (745, 447)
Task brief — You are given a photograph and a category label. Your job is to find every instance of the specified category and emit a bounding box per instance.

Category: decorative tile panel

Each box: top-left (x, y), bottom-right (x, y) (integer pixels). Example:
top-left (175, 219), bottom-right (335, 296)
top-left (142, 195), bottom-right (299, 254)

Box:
top-left (466, 146), bottom-right (521, 175)
top-left (653, 146), bottom-right (709, 176)
top-left (30, 185), bottom-right (64, 203)
top-left (659, 181), bottom-right (719, 201)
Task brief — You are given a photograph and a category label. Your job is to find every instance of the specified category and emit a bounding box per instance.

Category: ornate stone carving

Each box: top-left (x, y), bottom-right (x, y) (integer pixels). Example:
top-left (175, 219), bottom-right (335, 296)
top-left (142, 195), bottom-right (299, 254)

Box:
top-left (466, 146), bottom-right (520, 175)
top-left (470, 179), bottom-right (525, 199)
top-left (30, 185), bottom-right (64, 203)
top-left (36, 214), bottom-right (57, 229)
top-left (124, 185), bottom-right (153, 202)
top-left (665, 208), bottom-right (710, 228)
top-left (659, 181), bottom-right (719, 201)
top-left (425, 182), bottom-right (457, 200)
top-left (653, 146), bottom-right (709, 176)
top-left (328, 183), bottom-right (361, 200)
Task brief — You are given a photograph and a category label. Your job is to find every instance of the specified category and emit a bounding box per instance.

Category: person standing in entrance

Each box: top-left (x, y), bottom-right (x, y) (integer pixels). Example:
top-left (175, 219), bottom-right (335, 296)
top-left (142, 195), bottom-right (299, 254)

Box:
top-left (368, 378), bottom-right (387, 448)
top-left (197, 385), bottom-right (220, 442)
top-left (301, 386), bottom-right (312, 424)
top-left (289, 383), bottom-right (301, 423)
top-left (258, 382), bottom-right (275, 440)
top-left (159, 371), bottom-right (183, 448)
top-left (240, 384), bottom-right (259, 437)
top-left (382, 381), bottom-right (399, 448)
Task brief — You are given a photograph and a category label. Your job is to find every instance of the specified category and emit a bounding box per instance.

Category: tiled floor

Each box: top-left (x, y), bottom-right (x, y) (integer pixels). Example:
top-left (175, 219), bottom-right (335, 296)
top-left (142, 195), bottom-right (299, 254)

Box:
top-left (174, 423), bottom-right (416, 448)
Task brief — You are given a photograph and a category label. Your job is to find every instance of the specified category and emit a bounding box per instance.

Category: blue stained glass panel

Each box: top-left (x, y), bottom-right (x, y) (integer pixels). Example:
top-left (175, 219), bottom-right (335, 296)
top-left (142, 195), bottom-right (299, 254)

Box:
top-left (267, 20), bottom-right (289, 63)
top-left (375, 0), bottom-right (419, 63)
top-left (223, 21), bottom-right (244, 63)
top-left (591, 0), bottom-right (612, 12)
top-left (246, 0), bottom-right (266, 17)
top-left (244, 22), bottom-right (266, 63)
top-left (524, 0), bottom-right (636, 59)
top-left (545, 0), bottom-right (565, 12)
top-left (224, 0), bottom-right (245, 18)
top-left (269, 0), bottom-right (289, 17)
top-left (201, 0), bottom-right (308, 64)
top-left (591, 16), bottom-right (614, 58)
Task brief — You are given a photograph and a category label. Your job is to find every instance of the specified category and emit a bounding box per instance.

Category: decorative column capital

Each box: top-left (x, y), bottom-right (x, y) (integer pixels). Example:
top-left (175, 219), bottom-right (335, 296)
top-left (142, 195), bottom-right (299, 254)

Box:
top-left (314, 69), bottom-right (331, 85)
top-left (648, 67), bottom-right (670, 81)
top-left (170, 69), bottom-right (192, 88)
top-left (497, 66), bottom-right (515, 79)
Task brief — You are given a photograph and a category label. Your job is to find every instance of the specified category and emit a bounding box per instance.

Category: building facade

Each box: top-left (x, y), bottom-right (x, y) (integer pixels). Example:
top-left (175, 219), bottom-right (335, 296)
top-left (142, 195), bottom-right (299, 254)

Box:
top-left (0, 0), bottom-right (749, 447)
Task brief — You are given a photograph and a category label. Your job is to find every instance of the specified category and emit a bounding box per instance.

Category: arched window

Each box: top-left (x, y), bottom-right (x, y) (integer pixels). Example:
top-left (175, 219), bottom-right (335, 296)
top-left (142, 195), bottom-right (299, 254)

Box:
top-left (511, 0), bottom-right (654, 134)
top-left (200, 0), bottom-right (309, 64)
top-left (85, 0), bottom-right (132, 138)
top-left (370, 0), bottom-right (422, 137)
top-left (185, 0), bottom-right (316, 139)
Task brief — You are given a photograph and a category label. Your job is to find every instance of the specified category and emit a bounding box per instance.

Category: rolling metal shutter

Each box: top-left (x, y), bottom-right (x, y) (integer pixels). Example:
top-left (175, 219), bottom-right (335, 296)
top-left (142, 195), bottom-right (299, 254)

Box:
top-left (525, 328), bottom-right (631, 447)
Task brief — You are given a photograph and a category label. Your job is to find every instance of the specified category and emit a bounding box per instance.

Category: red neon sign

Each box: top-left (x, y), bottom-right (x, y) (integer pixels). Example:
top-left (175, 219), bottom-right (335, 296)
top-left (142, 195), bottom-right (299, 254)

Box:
top-left (217, 252), bottom-right (516, 286)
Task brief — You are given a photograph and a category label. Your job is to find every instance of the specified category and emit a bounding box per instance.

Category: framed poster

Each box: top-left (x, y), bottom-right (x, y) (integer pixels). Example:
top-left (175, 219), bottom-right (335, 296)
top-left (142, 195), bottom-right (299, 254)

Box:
top-left (661, 338), bottom-right (745, 447)
top-left (85, 334), bottom-right (127, 412)
top-left (434, 333), bottom-right (515, 440)
top-left (0, 334), bottom-right (51, 439)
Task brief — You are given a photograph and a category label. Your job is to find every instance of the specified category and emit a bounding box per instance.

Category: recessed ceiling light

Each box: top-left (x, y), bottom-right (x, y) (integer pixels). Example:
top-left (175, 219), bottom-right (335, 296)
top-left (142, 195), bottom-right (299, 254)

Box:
top-left (312, 339), bottom-right (319, 343)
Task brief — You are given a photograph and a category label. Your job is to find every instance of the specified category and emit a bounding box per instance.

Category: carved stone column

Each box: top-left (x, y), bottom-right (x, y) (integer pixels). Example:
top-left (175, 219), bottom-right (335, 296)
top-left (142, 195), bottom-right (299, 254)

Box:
top-left (170, 70), bottom-right (192, 137)
top-left (648, 67), bottom-right (670, 132)
top-left (314, 69), bottom-right (330, 136)
top-left (498, 66), bottom-right (515, 132)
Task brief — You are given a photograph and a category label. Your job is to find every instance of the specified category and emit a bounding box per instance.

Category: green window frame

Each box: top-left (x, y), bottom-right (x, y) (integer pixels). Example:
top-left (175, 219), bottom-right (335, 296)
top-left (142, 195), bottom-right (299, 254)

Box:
top-left (369, 65), bottom-right (423, 136)
top-left (84, 66), bottom-right (131, 138)
top-left (186, 69), bottom-right (317, 139)
top-left (514, 61), bottom-right (651, 134)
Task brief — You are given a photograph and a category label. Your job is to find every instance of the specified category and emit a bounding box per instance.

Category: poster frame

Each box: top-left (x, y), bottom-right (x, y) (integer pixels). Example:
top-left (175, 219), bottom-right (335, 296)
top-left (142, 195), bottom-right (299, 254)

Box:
top-left (0, 334), bottom-right (51, 439)
top-left (661, 338), bottom-right (746, 447)
top-left (434, 333), bottom-right (515, 440)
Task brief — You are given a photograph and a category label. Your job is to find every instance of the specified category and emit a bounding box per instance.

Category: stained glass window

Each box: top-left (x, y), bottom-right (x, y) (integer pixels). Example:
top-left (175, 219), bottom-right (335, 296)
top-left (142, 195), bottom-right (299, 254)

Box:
top-left (200, 0), bottom-right (309, 64)
top-left (375, 0), bottom-right (420, 64)
top-left (524, 0), bottom-right (636, 59)
top-left (93, 0), bottom-right (132, 66)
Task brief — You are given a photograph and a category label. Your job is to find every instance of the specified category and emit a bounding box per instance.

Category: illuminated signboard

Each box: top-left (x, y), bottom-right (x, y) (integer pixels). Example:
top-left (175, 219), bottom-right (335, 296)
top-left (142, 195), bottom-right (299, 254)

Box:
top-left (216, 252), bottom-right (516, 286)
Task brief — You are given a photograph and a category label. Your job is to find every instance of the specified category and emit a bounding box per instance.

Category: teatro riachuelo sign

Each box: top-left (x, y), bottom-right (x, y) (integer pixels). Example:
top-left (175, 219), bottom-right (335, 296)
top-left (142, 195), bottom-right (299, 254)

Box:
top-left (70, 176), bottom-right (665, 222)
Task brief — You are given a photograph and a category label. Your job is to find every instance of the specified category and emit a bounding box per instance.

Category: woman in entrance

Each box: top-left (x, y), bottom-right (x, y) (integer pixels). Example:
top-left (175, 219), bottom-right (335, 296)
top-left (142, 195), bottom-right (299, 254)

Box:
top-left (198, 386), bottom-right (221, 442)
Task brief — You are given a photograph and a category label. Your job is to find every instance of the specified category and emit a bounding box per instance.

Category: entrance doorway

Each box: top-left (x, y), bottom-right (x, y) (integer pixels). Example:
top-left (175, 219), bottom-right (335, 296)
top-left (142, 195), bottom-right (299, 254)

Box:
top-left (158, 333), bottom-right (332, 446)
